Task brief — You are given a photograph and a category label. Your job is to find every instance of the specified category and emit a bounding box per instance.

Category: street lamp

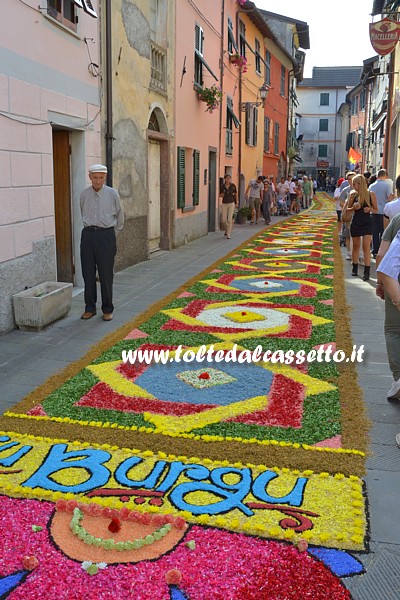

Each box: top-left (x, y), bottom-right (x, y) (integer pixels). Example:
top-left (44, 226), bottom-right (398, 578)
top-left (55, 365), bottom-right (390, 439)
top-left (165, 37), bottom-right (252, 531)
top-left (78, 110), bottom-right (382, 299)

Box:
top-left (240, 82), bottom-right (269, 111)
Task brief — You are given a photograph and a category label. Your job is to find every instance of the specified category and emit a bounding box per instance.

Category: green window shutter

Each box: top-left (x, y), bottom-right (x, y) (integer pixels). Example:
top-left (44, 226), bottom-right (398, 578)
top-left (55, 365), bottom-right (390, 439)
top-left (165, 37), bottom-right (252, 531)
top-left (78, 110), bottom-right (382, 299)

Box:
top-left (177, 146), bottom-right (185, 208)
top-left (193, 149), bottom-right (200, 205)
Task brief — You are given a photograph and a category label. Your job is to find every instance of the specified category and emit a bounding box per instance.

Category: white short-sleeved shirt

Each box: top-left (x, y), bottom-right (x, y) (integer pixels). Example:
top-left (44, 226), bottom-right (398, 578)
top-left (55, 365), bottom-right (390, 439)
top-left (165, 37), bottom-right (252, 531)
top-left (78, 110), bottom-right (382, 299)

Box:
top-left (384, 197), bottom-right (400, 221)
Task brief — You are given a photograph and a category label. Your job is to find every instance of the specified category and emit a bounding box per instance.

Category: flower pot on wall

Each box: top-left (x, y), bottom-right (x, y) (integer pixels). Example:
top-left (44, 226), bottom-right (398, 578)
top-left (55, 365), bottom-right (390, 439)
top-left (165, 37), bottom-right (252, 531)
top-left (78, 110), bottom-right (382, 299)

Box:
top-left (13, 282), bottom-right (73, 331)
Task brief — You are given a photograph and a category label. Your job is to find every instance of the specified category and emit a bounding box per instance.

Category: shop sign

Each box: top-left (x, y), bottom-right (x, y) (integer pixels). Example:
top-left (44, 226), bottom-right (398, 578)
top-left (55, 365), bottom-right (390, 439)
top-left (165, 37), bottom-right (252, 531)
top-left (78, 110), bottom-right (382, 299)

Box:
top-left (369, 18), bottom-right (400, 56)
top-left (316, 161), bottom-right (329, 168)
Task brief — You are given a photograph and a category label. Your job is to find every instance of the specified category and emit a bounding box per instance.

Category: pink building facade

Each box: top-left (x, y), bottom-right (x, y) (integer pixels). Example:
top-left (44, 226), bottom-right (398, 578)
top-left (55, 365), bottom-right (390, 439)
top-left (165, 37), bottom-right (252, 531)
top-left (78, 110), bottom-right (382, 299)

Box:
top-left (0, 0), bottom-right (101, 333)
top-left (174, 0), bottom-right (223, 244)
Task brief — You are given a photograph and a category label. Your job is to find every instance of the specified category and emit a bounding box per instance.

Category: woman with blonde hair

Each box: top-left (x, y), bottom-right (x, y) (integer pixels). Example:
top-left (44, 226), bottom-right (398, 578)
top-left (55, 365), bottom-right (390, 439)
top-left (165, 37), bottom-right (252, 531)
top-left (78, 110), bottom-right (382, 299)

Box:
top-left (347, 173), bottom-right (377, 280)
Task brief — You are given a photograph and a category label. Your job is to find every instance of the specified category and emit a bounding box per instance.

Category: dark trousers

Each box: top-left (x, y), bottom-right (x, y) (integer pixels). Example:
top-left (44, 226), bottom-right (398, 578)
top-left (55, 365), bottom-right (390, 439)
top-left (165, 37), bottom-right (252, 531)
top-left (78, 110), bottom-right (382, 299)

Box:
top-left (80, 228), bottom-right (116, 314)
top-left (372, 213), bottom-right (384, 255)
top-left (262, 199), bottom-right (271, 222)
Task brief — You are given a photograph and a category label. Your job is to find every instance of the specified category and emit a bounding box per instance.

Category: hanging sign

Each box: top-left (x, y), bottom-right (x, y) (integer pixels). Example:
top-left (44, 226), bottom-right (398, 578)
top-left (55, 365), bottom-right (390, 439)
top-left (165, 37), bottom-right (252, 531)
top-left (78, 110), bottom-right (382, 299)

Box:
top-left (369, 18), bottom-right (400, 56)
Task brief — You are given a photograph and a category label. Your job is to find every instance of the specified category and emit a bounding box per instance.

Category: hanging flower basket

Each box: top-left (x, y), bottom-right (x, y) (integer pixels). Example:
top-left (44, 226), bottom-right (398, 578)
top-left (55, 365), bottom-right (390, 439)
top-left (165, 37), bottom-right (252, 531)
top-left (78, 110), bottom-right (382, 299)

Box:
top-left (236, 0), bottom-right (247, 6)
top-left (197, 84), bottom-right (223, 113)
top-left (229, 53), bottom-right (248, 73)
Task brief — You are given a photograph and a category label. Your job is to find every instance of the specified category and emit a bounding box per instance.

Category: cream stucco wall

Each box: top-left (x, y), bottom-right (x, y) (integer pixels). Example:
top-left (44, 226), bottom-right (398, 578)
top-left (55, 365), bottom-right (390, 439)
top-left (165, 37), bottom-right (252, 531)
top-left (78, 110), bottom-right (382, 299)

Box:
top-left (109, 0), bottom-right (175, 265)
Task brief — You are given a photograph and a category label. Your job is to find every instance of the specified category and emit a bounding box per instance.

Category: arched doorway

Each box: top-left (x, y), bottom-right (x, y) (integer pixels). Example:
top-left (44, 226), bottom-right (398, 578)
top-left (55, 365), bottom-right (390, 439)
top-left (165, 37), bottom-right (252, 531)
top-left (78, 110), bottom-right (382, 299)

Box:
top-left (147, 108), bottom-right (170, 252)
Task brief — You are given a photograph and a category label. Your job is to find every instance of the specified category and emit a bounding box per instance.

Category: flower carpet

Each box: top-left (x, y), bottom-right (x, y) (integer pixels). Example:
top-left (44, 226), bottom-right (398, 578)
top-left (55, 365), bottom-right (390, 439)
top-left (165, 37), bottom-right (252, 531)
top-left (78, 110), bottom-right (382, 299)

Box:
top-left (0, 196), bottom-right (369, 599)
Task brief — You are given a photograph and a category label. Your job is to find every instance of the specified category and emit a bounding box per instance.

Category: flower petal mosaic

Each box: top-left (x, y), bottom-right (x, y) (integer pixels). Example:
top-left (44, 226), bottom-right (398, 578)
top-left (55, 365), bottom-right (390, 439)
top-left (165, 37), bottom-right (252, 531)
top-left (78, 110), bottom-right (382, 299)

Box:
top-left (0, 196), bottom-right (369, 599)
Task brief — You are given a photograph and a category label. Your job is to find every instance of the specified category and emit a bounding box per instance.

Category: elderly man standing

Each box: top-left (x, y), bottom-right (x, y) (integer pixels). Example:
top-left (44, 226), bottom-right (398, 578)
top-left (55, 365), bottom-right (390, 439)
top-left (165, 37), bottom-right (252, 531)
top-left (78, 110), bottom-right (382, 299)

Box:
top-left (80, 164), bottom-right (124, 321)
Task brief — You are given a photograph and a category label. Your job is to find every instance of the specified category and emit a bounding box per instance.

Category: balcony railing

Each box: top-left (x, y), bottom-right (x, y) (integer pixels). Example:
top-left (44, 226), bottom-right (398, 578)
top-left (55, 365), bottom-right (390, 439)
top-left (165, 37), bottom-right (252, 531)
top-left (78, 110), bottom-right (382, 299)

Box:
top-left (150, 43), bottom-right (167, 94)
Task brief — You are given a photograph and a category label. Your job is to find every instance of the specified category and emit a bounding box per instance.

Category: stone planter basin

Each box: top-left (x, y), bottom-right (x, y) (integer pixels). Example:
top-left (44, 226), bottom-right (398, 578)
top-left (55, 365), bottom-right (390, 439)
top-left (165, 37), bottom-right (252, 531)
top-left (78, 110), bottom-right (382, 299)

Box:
top-left (13, 281), bottom-right (73, 331)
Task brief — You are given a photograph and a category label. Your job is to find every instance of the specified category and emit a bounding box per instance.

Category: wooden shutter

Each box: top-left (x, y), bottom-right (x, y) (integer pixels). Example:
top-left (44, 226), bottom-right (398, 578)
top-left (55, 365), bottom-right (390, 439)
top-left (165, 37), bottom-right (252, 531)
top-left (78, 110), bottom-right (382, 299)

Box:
top-left (245, 106), bottom-right (251, 145)
top-left (195, 24), bottom-right (204, 56)
top-left (193, 149), bottom-right (200, 205)
top-left (177, 146), bottom-right (185, 208)
top-left (253, 108), bottom-right (258, 146)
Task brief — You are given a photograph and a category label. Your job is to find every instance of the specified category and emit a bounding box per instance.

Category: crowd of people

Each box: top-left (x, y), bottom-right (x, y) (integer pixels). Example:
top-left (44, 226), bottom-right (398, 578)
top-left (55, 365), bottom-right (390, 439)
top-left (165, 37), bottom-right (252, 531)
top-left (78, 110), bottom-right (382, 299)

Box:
top-left (334, 168), bottom-right (400, 422)
top-left (219, 174), bottom-right (317, 239)
top-left (219, 167), bottom-right (400, 440)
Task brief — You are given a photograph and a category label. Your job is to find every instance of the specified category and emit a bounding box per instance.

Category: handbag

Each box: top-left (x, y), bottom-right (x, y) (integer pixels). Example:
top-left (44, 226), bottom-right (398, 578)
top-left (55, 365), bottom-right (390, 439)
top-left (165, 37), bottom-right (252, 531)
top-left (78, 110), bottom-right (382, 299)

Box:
top-left (341, 200), bottom-right (353, 223)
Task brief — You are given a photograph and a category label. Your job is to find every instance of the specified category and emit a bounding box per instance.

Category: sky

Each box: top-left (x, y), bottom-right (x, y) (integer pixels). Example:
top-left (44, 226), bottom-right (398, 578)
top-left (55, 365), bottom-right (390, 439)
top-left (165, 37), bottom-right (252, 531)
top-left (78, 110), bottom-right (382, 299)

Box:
top-left (256, 0), bottom-right (377, 77)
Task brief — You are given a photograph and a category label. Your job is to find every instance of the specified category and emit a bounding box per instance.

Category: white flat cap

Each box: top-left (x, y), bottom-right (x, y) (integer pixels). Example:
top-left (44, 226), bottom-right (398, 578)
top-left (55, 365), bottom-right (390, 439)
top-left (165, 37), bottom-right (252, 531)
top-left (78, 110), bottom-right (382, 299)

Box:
top-left (89, 164), bottom-right (107, 173)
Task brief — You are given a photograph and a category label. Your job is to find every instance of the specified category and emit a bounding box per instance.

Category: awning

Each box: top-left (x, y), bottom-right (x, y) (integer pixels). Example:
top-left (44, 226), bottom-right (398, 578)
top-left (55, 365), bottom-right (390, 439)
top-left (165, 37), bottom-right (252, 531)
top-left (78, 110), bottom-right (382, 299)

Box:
top-left (195, 50), bottom-right (219, 81)
top-left (228, 104), bottom-right (241, 128)
top-left (371, 111), bottom-right (387, 131)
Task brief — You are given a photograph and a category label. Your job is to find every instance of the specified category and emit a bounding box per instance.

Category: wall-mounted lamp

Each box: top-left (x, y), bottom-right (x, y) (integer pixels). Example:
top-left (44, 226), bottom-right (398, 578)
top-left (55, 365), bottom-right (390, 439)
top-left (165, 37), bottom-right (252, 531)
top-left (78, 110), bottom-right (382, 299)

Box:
top-left (240, 83), bottom-right (269, 111)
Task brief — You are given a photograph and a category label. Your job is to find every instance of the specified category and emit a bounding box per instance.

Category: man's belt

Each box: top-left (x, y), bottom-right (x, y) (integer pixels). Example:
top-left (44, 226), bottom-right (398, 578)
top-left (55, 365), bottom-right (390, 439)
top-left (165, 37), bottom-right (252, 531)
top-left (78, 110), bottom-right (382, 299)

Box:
top-left (84, 226), bottom-right (113, 231)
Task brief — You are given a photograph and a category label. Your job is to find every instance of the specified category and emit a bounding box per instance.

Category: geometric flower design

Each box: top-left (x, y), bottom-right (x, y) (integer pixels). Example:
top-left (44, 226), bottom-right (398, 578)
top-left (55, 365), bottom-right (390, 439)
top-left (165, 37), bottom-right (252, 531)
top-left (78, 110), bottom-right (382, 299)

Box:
top-left (161, 299), bottom-right (331, 341)
top-left (201, 273), bottom-right (330, 299)
top-left (176, 367), bottom-right (236, 388)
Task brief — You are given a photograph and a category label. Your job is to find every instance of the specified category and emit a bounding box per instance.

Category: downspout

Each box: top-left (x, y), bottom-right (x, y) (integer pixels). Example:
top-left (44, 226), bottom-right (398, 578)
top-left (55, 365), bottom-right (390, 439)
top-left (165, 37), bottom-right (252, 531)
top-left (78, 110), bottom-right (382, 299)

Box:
top-left (287, 69), bottom-right (294, 178)
top-left (218, 0), bottom-right (225, 180)
top-left (332, 89), bottom-right (338, 179)
top-left (362, 85), bottom-right (368, 172)
top-left (105, 0), bottom-right (113, 186)
top-left (383, 51), bottom-right (395, 170)
top-left (236, 9), bottom-right (243, 205)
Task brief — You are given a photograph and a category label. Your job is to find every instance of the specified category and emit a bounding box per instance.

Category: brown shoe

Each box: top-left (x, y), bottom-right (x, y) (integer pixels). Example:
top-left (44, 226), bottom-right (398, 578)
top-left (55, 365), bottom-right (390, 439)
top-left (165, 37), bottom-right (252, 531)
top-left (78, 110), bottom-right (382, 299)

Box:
top-left (81, 311), bottom-right (96, 320)
top-left (102, 313), bottom-right (113, 321)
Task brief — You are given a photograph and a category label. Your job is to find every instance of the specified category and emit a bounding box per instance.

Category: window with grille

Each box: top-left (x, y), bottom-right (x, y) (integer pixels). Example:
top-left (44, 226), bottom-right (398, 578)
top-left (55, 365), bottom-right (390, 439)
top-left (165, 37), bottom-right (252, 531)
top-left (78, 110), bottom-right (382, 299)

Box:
top-left (150, 43), bottom-right (167, 93)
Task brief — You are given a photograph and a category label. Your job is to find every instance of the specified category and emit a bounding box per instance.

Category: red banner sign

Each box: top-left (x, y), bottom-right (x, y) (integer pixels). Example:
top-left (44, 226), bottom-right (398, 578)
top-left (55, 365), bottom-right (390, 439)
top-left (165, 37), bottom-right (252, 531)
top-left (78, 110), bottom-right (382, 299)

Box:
top-left (316, 161), bottom-right (329, 168)
top-left (369, 18), bottom-right (400, 56)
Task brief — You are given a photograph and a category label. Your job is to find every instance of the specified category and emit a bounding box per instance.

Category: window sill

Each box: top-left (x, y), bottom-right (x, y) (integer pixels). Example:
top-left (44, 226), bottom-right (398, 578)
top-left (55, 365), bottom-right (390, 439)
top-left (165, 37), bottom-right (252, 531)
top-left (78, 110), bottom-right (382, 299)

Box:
top-left (182, 206), bottom-right (195, 213)
top-left (43, 12), bottom-right (81, 39)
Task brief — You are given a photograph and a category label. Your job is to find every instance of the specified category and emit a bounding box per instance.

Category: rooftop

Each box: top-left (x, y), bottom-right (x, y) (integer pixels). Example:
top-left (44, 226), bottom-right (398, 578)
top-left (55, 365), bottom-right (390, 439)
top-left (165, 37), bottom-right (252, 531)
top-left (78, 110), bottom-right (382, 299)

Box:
top-left (299, 66), bottom-right (363, 88)
top-left (258, 9), bottom-right (310, 49)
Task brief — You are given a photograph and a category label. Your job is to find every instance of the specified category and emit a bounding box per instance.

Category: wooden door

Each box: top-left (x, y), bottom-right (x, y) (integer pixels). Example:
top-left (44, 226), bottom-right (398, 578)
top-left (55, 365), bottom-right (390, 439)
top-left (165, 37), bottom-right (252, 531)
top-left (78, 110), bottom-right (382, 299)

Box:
top-left (52, 130), bottom-right (74, 282)
top-left (148, 139), bottom-right (161, 252)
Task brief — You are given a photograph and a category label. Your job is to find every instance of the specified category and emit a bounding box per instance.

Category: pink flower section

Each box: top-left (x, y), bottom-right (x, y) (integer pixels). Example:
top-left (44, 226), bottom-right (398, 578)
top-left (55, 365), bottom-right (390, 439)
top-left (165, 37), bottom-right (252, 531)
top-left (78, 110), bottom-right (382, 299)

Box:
top-left (320, 299), bottom-right (334, 305)
top-left (27, 405), bottom-right (48, 417)
top-left (313, 435), bottom-right (342, 449)
top-left (0, 496), bottom-right (350, 600)
top-left (177, 291), bottom-right (196, 298)
top-left (124, 329), bottom-right (149, 340)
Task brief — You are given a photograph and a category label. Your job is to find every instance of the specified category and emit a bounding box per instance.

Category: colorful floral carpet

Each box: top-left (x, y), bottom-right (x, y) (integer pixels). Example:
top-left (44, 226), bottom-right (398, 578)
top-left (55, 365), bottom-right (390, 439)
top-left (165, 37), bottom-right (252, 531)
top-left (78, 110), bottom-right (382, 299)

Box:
top-left (0, 196), bottom-right (369, 599)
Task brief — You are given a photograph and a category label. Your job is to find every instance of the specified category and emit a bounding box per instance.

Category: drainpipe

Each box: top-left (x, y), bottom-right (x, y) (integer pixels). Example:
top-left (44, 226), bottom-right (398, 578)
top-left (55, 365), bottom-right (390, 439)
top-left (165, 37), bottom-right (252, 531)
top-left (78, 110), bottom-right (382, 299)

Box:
top-left (287, 69), bottom-right (294, 178)
top-left (383, 51), bottom-right (395, 171)
top-left (218, 0), bottom-right (225, 181)
top-left (333, 89), bottom-right (338, 179)
top-left (105, 0), bottom-right (113, 186)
